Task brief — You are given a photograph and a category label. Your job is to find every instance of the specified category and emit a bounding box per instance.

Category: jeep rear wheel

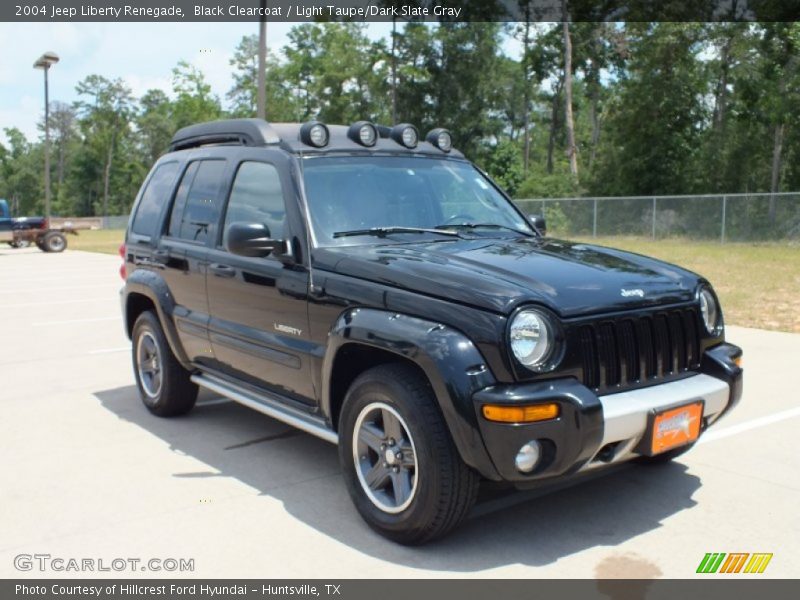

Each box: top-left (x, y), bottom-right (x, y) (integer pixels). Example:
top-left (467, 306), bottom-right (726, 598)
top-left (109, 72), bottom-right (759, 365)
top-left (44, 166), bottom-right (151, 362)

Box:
top-left (132, 311), bottom-right (198, 417)
top-left (338, 363), bottom-right (479, 545)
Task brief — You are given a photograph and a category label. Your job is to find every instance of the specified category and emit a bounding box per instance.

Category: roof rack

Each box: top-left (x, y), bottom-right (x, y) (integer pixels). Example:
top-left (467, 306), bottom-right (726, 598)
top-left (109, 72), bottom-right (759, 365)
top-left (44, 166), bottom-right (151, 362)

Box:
top-left (169, 118), bottom-right (281, 152)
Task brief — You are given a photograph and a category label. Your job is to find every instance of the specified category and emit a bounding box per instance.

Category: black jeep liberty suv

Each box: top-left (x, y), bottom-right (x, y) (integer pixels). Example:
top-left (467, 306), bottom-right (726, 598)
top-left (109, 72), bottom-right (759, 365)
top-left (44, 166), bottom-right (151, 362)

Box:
top-left (121, 119), bottom-right (743, 544)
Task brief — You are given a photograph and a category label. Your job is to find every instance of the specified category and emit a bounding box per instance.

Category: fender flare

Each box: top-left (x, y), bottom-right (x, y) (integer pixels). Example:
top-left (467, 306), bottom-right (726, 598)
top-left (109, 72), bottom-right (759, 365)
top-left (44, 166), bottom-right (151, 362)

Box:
top-left (321, 308), bottom-right (502, 480)
top-left (123, 270), bottom-right (191, 368)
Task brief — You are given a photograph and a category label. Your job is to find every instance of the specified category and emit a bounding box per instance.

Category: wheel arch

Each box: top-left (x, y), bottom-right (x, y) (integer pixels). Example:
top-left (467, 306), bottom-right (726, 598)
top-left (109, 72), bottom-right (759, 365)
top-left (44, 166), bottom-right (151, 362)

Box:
top-left (123, 270), bottom-right (191, 368)
top-left (322, 308), bottom-right (501, 480)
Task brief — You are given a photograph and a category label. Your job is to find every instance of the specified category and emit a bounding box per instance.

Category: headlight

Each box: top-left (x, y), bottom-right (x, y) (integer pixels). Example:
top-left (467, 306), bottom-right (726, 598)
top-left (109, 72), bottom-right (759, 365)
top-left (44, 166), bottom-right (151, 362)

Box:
top-left (509, 309), bottom-right (559, 371)
top-left (699, 287), bottom-right (721, 334)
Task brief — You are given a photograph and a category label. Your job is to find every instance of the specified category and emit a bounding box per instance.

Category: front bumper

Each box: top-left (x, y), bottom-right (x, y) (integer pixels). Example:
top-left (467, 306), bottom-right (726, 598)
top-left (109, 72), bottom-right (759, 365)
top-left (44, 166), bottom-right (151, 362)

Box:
top-left (472, 343), bottom-right (743, 484)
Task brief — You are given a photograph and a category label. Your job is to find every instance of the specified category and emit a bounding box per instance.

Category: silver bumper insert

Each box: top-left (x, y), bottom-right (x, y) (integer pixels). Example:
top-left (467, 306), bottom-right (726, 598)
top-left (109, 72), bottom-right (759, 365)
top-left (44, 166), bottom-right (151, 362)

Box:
top-left (585, 374), bottom-right (730, 468)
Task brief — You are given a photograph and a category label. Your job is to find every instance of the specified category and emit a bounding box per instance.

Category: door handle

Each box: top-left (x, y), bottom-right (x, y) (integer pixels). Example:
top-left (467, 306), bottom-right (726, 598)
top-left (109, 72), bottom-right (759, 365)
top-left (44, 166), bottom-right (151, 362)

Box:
top-left (210, 263), bottom-right (236, 278)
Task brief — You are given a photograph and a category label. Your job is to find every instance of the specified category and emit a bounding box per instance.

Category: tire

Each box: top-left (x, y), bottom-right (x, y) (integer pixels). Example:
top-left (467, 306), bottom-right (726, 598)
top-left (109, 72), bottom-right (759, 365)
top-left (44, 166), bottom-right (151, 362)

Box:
top-left (637, 442), bottom-right (696, 465)
top-left (338, 363), bottom-right (479, 545)
top-left (41, 232), bottom-right (67, 253)
top-left (131, 311), bottom-right (198, 417)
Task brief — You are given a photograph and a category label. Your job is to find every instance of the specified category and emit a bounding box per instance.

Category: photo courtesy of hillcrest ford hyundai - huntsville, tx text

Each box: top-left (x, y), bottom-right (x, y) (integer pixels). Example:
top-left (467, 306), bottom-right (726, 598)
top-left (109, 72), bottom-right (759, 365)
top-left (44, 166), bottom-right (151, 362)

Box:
top-left (119, 118), bottom-right (743, 544)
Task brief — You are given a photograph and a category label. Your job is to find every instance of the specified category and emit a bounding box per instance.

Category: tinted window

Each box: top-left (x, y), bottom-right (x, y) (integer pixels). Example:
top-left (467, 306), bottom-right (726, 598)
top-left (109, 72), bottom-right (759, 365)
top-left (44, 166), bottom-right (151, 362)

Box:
top-left (167, 160), bottom-right (226, 243)
top-left (222, 162), bottom-right (286, 247)
top-left (131, 162), bottom-right (178, 236)
top-left (302, 156), bottom-right (530, 246)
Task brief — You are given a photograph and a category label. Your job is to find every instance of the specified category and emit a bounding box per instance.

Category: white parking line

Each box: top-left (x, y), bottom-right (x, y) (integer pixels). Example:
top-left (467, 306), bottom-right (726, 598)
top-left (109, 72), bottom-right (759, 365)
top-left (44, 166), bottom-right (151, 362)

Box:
top-left (88, 346), bottom-right (130, 355)
top-left (699, 406), bottom-right (800, 444)
top-left (34, 316), bottom-right (120, 326)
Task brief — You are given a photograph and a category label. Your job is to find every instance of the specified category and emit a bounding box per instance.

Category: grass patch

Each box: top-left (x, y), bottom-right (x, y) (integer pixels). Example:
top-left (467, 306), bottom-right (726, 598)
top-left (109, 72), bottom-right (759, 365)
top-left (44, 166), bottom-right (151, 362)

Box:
top-left (570, 236), bottom-right (800, 333)
top-left (68, 229), bottom-right (799, 333)
top-left (68, 229), bottom-right (125, 255)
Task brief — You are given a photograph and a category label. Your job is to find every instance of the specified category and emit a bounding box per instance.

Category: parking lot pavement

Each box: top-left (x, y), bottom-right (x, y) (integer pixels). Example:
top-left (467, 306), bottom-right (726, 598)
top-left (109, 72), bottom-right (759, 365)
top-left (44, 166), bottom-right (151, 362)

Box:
top-left (1, 247), bottom-right (798, 579)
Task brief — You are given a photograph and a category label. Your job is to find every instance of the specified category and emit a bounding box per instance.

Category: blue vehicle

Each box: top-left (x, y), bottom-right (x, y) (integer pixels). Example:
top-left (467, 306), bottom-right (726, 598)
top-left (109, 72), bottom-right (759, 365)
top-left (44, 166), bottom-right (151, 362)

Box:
top-left (0, 199), bottom-right (68, 251)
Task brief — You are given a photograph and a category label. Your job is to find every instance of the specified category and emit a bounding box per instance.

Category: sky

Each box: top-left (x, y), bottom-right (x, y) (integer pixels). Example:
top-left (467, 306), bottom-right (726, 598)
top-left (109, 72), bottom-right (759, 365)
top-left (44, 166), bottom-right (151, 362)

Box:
top-left (0, 21), bottom-right (395, 145)
top-left (0, 21), bottom-right (522, 146)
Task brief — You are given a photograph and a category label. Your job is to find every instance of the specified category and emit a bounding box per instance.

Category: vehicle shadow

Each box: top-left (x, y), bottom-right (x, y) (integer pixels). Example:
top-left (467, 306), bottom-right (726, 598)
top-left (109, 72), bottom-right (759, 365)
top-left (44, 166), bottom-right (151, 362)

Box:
top-left (94, 385), bottom-right (701, 571)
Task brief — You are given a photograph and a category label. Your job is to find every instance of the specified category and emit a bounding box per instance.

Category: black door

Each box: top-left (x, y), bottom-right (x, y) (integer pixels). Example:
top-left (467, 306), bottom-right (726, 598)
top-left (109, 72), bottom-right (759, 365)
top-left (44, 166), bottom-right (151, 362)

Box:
top-left (157, 158), bottom-right (229, 363)
top-left (205, 152), bottom-right (315, 403)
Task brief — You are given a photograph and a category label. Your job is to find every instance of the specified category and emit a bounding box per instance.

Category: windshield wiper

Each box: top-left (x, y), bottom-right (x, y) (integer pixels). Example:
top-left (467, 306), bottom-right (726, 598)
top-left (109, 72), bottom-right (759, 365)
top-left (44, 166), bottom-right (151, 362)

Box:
top-left (333, 226), bottom-right (461, 239)
top-left (435, 222), bottom-right (535, 237)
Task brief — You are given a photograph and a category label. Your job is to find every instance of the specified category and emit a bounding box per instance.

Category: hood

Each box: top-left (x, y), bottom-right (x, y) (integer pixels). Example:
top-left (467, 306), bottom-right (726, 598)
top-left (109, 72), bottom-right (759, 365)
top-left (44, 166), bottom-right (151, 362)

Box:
top-left (313, 237), bottom-right (701, 317)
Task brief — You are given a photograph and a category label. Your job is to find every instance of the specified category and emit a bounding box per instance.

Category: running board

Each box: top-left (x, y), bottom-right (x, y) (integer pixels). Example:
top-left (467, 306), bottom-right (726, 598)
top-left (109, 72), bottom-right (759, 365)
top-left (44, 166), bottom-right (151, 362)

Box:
top-left (191, 373), bottom-right (338, 444)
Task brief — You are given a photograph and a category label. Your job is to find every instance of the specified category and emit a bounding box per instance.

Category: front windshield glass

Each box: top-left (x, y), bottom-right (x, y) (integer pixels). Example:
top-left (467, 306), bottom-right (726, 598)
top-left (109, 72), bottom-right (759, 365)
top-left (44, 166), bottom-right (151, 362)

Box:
top-left (301, 155), bottom-right (533, 246)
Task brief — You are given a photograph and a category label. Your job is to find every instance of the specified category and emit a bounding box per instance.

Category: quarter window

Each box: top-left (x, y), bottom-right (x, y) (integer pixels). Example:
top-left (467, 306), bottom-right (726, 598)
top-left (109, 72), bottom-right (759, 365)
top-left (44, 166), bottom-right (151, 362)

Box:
top-left (130, 162), bottom-right (178, 236)
top-left (167, 160), bottom-right (227, 243)
top-left (222, 162), bottom-right (286, 248)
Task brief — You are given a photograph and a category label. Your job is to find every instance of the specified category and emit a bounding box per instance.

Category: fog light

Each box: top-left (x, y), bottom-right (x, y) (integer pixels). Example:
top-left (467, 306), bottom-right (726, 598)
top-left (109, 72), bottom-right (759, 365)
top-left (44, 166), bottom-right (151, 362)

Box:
top-left (515, 441), bottom-right (542, 473)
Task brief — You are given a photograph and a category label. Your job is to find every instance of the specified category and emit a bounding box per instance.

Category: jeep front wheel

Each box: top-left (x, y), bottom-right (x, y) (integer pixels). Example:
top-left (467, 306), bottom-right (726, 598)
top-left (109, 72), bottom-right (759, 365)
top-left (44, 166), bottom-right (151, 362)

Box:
top-left (132, 311), bottom-right (198, 417)
top-left (338, 363), bottom-right (479, 545)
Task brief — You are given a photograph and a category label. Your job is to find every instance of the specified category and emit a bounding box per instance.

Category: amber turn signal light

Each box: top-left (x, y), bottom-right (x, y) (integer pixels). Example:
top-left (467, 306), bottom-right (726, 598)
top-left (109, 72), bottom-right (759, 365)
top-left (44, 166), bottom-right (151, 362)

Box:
top-left (482, 403), bottom-right (560, 423)
top-left (733, 356), bottom-right (743, 367)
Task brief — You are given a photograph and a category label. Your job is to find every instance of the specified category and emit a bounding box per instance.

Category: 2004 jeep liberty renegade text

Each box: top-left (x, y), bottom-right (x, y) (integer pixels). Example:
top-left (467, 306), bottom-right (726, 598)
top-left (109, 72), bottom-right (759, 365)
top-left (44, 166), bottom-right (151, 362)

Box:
top-left (120, 119), bottom-right (743, 544)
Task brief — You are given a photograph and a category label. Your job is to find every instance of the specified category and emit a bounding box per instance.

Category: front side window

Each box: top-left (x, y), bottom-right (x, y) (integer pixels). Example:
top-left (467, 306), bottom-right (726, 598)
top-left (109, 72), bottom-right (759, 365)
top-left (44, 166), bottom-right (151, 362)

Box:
top-left (222, 162), bottom-right (286, 248)
top-left (131, 161), bottom-right (178, 236)
top-left (301, 156), bottom-right (531, 246)
top-left (167, 159), bottom-right (227, 243)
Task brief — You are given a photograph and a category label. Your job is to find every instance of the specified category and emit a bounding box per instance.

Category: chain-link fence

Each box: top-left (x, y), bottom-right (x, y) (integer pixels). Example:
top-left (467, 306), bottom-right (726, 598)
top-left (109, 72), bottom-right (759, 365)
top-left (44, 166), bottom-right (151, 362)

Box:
top-left (515, 192), bottom-right (800, 242)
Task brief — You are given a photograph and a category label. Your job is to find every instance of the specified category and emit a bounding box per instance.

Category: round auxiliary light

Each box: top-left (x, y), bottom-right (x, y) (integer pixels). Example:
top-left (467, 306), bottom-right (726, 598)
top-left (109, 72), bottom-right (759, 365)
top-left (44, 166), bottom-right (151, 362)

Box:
top-left (698, 286), bottom-right (721, 334)
top-left (426, 128), bottom-right (452, 152)
top-left (515, 441), bottom-right (542, 473)
top-left (390, 123), bottom-right (419, 149)
top-left (299, 121), bottom-right (329, 148)
top-left (348, 121), bottom-right (378, 147)
top-left (509, 309), bottom-right (558, 372)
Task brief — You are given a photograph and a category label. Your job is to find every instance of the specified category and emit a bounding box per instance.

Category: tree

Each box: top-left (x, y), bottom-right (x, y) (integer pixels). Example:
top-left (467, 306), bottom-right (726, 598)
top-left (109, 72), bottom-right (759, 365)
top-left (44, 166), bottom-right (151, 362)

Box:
top-left (0, 128), bottom-right (43, 215)
top-left (75, 75), bottom-right (134, 216)
top-left (137, 89), bottom-right (174, 165)
top-left (591, 24), bottom-right (708, 196)
top-left (562, 17), bottom-right (579, 181)
top-left (171, 60), bottom-right (222, 129)
top-left (228, 35), bottom-right (300, 120)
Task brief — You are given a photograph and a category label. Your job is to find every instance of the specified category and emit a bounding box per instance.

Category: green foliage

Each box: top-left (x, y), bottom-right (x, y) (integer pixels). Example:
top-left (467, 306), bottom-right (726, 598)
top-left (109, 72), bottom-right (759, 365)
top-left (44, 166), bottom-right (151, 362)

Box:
top-left (1, 20), bottom-right (799, 236)
top-left (478, 140), bottom-right (524, 196)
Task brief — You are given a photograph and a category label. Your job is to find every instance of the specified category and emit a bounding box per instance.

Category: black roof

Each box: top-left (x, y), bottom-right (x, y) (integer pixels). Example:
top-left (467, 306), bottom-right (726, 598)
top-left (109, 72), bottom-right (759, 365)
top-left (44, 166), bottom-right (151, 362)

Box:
top-left (168, 118), bottom-right (464, 158)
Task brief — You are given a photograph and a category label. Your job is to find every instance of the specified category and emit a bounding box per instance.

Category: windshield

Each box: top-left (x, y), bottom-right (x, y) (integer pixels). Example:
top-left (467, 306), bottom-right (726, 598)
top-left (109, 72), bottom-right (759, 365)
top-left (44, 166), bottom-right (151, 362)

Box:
top-left (301, 156), bottom-right (533, 246)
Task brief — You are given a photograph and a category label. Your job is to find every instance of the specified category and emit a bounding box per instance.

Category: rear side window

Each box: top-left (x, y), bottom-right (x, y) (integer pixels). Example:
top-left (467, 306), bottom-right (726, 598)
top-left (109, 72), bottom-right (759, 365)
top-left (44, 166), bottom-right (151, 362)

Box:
top-left (167, 160), bottom-right (226, 243)
top-left (131, 162), bottom-right (178, 236)
top-left (222, 162), bottom-right (286, 247)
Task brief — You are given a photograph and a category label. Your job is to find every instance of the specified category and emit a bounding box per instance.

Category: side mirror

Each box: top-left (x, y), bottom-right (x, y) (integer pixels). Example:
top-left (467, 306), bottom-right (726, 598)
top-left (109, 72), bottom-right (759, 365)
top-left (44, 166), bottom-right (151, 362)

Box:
top-left (528, 214), bottom-right (547, 236)
top-left (225, 222), bottom-right (284, 258)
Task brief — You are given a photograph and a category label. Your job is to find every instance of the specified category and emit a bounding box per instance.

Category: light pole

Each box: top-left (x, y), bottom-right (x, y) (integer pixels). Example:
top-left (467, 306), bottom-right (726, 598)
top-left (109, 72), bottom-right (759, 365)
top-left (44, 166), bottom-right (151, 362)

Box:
top-left (34, 51), bottom-right (59, 221)
top-left (256, 0), bottom-right (267, 119)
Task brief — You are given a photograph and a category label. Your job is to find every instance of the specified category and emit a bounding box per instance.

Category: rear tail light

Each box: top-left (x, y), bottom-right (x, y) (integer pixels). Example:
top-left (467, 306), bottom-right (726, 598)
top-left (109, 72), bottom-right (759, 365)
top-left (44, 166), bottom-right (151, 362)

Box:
top-left (119, 243), bottom-right (126, 280)
top-left (41, 218), bottom-right (49, 230)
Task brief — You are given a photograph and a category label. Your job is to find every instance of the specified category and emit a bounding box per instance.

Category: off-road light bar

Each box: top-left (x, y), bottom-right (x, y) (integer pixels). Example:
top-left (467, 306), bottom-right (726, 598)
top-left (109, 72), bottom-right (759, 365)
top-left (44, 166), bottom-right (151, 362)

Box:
top-left (348, 121), bottom-right (378, 147)
top-left (390, 124), bottom-right (419, 149)
top-left (426, 128), bottom-right (452, 152)
top-left (300, 122), bottom-right (329, 148)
